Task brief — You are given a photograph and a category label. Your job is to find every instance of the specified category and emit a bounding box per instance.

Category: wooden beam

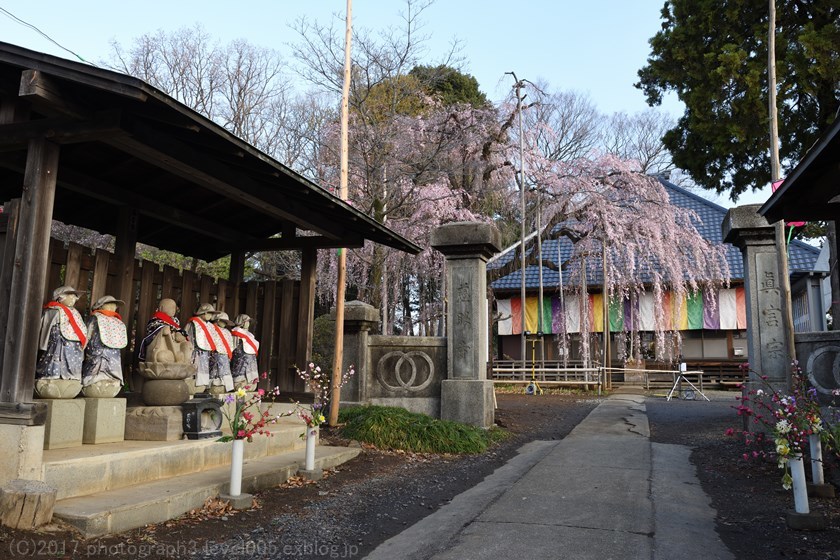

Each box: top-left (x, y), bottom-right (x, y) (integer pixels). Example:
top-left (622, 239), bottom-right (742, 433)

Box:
top-left (105, 118), bottom-right (345, 240)
top-left (0, 138), bottom-right (59, 413)
top-left (19, 69), bottom-right (88, 119)
top-left (0, 111), bottom-right (123, 148)
top-left (0, 157), bottom-right (257, 245)
top-left (18, 68), bottom-right (146, 117)
top-left (55, 167), bottom-right (255, 243)
top-left (222, 234), bottom-right (365, 252)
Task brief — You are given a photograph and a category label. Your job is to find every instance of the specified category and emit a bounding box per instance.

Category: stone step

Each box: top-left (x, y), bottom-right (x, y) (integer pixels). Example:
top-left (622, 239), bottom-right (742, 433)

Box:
top-left (42, 420), bottom-right (308, 500)
top-left (53, 445), bottom-right (361, 538)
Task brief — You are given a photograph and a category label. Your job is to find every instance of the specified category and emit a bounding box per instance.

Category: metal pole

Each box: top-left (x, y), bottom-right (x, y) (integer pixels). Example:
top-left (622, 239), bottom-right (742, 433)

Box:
top-left (602, 243), bottom-right (610, 389)
top-left (329, 0), bottom-right (352, 426)
top-left (514, 76), bottom-right (527, 376)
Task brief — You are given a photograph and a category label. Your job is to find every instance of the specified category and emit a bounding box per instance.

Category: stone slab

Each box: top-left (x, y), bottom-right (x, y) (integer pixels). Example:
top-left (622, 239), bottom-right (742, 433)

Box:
top-left (297, 468), bottom-right (323, 481)
top-left (124, 406), bottom-right (183, 441)
top-left (786, 510), bottom-right (827, 531)
top-left (440, 379), bottom-right (494, 428)
top-left (807, 483), bottom-right (836, 499)
top-left (82, 398), bottom-right (126, 444)
top-left (219, 492), bottom-right (254, 510)
top-left (36, 399), bottom-right (85, 450)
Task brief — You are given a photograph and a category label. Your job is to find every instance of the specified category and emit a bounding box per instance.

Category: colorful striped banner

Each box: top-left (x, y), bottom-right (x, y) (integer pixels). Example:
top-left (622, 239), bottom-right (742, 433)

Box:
top-left (497, 287), bottom-right (747, 334)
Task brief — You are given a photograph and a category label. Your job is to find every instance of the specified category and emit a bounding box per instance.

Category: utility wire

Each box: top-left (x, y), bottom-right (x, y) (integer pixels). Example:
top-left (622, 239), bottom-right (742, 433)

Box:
top-left (0, 5), bottom-right (95, 65)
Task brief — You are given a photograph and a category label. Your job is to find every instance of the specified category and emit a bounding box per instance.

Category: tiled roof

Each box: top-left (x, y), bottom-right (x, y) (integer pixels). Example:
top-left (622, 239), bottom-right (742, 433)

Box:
top-left (490, 179), bottom-right (823, 293)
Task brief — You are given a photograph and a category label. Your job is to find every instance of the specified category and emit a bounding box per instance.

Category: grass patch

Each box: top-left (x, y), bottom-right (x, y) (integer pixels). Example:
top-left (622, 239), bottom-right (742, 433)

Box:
top-left (493, 384), bottom-right (601, 396)
top-left (338, 405), bottom-right (508, 454)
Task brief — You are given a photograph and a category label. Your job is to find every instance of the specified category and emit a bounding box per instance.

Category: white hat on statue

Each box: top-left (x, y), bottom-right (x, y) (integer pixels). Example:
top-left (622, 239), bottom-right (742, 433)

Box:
top-left (92, 295), bottom-right (125, 310)
top-left (52, 285), bottom-right (79, 301)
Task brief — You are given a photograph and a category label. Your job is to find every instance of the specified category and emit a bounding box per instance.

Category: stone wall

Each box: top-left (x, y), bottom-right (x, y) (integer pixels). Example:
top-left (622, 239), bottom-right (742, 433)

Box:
top-left (365, 336), bottom-right (446, 417)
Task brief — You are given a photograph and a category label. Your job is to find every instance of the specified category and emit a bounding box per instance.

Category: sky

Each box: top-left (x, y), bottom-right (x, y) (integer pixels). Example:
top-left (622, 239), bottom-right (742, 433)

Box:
top-left (0, 0), bottom-right (772, 206)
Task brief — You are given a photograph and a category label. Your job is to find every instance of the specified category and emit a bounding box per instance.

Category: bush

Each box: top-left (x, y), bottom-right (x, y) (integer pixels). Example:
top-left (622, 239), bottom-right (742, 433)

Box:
top-left (311, 314), bottom-right (335, 369)
top-left (338, 405), bottom-right (508, 454)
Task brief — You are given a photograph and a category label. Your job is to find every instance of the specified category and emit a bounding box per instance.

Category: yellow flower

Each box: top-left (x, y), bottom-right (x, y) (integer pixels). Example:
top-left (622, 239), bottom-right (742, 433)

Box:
top-left (236, 387), bottom-right (247, 398)
top-left (317, 414), bottom-right (326, 423)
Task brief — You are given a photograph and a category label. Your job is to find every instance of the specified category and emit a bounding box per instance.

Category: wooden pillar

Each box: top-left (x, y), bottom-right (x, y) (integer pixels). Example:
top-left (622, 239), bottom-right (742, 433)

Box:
top-left (0, 200), bottom-right (20, 387)
top-left (278, 279), bottom-right (296, 391)
top-left (0, 139), bottom-right (60, 423)
top-left (113, 206), bottom-right (138, 391)
top-left (295, 248), bottom-right (317, 368)
top-left (113, 206), bottom-right (138, 306)
top-left (229, 251), bottom-right (245, 318)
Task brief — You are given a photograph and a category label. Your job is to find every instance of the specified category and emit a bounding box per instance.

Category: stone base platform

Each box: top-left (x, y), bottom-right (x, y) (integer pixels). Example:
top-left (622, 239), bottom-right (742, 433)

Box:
top-left (441, 379), bottom-right (494, 428)
top-left (36, 399), bottom-right (86, 450)
top-left (124, 406), bottom-right (183, 441)
top-left (83, 398), bottom-right (126, 444)
top-left (52, 445), bottom-right (360, 538)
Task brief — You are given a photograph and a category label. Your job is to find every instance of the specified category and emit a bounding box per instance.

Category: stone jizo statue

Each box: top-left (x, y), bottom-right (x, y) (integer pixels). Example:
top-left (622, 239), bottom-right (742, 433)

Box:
top-left (185, 302), bottom-right (222, 394)
top-left (35, 285), bottom-right (86, 399)
top-left (137, 298), bottom-right (195, 406)
top-left (208, 311), bottom-right (235, 394)
top-left (231, 313), bottom-right (260, 387)
top-left (82, 295), bottom-right (127, 398)
top-left (138, 298), bottom-right (191, 365)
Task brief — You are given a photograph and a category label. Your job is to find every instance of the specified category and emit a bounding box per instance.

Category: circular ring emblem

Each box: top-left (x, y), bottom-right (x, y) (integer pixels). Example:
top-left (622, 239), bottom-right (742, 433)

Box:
top-left (805, 345), bottom-right (840, 395)
top-left (376, 351), bottom-right (435, 393)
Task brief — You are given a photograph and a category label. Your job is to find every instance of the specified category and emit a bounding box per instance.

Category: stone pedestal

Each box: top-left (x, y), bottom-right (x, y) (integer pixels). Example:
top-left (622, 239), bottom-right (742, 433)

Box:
top-left (0, 425), bottom-right (44, 486)
top-left (124, 406), bottom-right (183, 441)
top-left (36, 399), bottom-right (85, 449)
top-left (431, 221), bottom-right (501, 428)
top-left (722, 206), bottom-right (792, 389)
top-left (82, 398), bottom-right (126, 444)
top-left (440, 379), bottom-right (494, 428)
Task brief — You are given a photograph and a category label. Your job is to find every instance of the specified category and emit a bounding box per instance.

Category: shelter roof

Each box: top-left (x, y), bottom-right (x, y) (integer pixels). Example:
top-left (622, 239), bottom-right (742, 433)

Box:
top-left (761, 118), bottom-right (840, 222)
top-left (0, 42), bottom-right (421, 261)
top-left (490, 179), bottom-right (823, 293)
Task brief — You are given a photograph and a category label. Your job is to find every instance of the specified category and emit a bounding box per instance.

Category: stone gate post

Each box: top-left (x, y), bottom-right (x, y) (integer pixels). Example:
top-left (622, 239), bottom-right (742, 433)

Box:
top-left (334, 300), bottom-right (379, 404)
top-left (722, 205), bottom-right (792, 391)
top-left (430, 221), bottom-right (501, 428)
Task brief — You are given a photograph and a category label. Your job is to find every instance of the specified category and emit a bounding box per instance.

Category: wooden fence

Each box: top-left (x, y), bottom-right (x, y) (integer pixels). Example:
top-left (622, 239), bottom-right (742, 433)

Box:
top-left (44, 238), bottom-right (305, 392)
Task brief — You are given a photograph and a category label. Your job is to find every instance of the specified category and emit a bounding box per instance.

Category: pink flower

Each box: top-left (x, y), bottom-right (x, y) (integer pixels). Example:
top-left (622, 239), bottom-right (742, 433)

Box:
top-left (258, 388), bottom-right (265, 396)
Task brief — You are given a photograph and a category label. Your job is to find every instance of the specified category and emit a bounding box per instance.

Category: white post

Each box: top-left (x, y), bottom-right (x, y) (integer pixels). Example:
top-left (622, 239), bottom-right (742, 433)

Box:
top-left (809, 433), bottom-right (825, 485)
top-left (790, 454), bottom-right (810, 514)
top-left (305, 427), bottom-right (317, 471)
top-left (229, 439), bottom-right (244, 497)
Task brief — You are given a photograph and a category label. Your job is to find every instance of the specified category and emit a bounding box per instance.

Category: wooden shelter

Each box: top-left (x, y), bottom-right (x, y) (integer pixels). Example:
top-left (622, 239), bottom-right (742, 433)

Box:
top-left (0, 42), bottom-right (420, 427)
top-left (761, 118), bottom-right (840, 233)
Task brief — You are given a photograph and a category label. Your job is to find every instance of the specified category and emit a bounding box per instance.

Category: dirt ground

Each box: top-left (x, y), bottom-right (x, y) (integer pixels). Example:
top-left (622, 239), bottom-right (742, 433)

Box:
top-left (3, 390), bottom-right (840, 559)
top-left (648, 390), bottom-right (840, 560)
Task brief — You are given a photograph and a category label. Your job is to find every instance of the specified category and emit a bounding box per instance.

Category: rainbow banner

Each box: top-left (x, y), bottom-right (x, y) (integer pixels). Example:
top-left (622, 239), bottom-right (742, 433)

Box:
top-left (497, 287), bottom-right (748, 335)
